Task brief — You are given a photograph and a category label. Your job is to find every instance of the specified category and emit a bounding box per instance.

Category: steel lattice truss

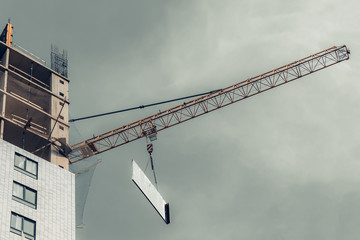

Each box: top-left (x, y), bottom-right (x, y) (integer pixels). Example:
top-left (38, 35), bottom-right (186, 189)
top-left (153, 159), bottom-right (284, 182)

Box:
top-left (69, 45), bottom-right (350, 163)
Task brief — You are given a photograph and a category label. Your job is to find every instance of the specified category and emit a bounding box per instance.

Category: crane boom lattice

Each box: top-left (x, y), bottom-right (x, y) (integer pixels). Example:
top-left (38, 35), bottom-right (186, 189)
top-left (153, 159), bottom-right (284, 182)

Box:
top-left (69, 45), bottom-right (350, 163)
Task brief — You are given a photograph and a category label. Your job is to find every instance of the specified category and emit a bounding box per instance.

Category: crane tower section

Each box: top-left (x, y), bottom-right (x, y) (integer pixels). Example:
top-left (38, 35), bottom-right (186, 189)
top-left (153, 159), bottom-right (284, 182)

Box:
top-left (69, 45), bottom-right (350, 163)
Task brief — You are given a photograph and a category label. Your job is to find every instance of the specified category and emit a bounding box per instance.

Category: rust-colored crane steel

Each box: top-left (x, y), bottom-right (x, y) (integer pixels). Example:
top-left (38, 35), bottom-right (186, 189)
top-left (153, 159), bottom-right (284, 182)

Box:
top-left (69, 45), bottom-right (350, 163)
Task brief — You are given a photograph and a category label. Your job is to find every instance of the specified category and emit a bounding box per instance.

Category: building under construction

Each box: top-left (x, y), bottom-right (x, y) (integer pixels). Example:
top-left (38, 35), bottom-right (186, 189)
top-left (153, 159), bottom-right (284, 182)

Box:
top-left (0, 19), bottom-right (351, 240)
top-left (0, 22), bottom-right (75, 240)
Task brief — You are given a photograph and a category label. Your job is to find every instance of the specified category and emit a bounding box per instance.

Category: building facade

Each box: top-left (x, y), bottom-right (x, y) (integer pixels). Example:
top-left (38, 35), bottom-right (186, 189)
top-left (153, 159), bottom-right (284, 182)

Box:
top-left (0, 23), bottom-right (75, 239)
top-left (0, 140), bottom-right (75, 240)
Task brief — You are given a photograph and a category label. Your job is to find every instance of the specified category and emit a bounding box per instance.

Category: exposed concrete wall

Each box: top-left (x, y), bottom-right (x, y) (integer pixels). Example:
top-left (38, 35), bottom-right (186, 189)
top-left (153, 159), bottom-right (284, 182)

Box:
top-left (0, 139), bottom-right (75, 240)
top-left (0, 42), bottom-right (71, 166)
top-left (50, 73), bottom-right (69, 169)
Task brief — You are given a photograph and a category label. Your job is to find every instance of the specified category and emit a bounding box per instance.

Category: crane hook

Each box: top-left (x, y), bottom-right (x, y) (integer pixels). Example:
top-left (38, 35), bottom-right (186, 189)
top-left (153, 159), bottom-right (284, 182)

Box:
top-left (146, 143), bottom-right (158, 186)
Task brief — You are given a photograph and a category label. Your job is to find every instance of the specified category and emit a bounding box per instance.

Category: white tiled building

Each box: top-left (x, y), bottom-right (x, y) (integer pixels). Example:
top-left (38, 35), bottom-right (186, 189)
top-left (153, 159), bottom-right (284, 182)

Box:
top-left (0, 140), bottom-right (75, 240)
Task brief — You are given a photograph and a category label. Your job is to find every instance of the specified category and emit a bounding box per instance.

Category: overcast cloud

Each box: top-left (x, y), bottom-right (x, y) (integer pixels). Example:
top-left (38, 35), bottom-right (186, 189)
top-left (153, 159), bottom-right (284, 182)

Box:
top-left (1, 0), bottom-right (360, 239)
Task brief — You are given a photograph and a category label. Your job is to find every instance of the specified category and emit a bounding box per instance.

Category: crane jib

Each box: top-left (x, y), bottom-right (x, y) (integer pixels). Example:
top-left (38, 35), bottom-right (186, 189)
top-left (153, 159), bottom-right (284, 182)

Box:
top-left (69, 45), bottom-right (350, 164)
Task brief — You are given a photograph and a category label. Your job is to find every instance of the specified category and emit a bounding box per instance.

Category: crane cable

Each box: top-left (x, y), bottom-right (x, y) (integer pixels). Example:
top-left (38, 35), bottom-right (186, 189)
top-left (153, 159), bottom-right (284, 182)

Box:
top-left (70, 88), bottom-right (223, 187)
top-left (145, 139), bottom-right (158, 188)
top-left (69, 89), bottom-right (222, 123)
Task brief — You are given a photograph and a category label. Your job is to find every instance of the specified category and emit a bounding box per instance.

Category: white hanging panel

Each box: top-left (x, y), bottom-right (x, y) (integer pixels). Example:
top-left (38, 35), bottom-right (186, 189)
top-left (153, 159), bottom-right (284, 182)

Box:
top-left (132, 160), bottom-right (170, 224)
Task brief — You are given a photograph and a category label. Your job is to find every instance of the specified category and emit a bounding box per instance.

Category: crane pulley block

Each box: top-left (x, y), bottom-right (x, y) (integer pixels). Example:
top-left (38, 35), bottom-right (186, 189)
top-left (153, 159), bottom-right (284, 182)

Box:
top-left (142, 126), bottom-right (157, 141)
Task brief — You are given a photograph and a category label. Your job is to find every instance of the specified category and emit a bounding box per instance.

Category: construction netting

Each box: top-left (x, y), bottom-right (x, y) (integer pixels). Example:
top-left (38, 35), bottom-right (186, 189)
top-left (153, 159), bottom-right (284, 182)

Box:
top-left (69, 157), bottom-right (101, 228)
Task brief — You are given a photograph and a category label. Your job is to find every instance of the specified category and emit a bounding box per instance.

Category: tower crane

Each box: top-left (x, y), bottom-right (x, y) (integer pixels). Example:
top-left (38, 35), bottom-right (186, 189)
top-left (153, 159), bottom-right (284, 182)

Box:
top-left (68, 45), bottom-right (350, 164)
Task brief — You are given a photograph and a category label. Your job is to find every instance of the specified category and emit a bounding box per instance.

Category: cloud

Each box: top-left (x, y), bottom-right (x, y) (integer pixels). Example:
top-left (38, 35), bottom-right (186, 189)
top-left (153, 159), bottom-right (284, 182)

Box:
top-left (1, 0), bottom-right (360, 239)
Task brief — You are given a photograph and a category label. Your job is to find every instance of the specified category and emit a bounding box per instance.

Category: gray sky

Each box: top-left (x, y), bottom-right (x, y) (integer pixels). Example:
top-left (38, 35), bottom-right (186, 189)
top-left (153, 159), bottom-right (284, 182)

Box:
top-left (2, 0), bottom-right (360, 239)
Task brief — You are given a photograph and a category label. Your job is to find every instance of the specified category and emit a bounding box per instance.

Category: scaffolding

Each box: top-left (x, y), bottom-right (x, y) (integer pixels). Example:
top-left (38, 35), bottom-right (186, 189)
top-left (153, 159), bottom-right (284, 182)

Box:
top-left (51, 44), bottom-right (68, 78)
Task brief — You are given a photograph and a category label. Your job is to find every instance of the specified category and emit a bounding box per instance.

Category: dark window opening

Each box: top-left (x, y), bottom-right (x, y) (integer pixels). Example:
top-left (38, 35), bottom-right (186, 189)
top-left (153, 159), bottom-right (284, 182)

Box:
top-left (14, 153), bottom-right (38, 179)
top-left (10, 212), bottom-right (36, 240)
top-left (12, 181), bottom-right (37, 209)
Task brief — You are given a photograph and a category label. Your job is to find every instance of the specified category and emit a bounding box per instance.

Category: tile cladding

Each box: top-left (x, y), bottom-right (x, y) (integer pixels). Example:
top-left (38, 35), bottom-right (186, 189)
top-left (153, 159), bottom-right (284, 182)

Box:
top-left (0, 139), bottom-right (75, 240)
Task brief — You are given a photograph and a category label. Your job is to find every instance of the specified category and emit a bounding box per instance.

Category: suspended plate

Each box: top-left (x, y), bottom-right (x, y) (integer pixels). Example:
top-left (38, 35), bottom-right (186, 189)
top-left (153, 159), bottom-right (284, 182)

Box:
top-left (132, 160), bottom-right (170, 224)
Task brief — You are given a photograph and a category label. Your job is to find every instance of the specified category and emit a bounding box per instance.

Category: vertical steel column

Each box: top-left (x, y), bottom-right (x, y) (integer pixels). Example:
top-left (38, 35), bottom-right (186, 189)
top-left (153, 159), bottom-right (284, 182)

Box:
top-left (0, 47), bottom-right (9, 139)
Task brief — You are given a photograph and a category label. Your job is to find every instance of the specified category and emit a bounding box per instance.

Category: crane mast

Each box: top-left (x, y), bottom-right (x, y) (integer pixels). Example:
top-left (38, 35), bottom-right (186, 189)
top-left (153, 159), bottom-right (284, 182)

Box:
top-left (69, 45), bottom-right (350, 163)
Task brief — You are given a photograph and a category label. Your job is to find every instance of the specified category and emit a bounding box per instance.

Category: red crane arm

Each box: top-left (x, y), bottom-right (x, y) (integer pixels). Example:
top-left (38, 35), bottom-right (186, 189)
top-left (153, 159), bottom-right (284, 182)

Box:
top-left (69, 45), bottom-right (350, 163)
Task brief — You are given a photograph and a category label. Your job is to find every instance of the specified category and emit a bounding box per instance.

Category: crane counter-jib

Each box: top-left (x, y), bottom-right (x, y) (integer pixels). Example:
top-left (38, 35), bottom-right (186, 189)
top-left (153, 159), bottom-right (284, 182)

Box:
top-left (69, 45), bottom-right (350, 164)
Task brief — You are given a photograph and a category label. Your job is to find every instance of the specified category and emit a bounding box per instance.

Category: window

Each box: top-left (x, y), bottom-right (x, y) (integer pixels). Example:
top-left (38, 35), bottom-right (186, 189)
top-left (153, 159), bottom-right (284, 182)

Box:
top-left (10, 212), bottom-right (36, 240)
top-left (12, 182), bottom-right (37, 208)
top-left (59, 80), bottom-right (64, 84)
top-left (14, 153), bottom-right (38, 178)
top-left (59, 125), bottom-right (64, 130)
top-left (59, 115), bottom-right (64, 120)
top-left (59, 92), bottom-right (64, 97)
top-left (59, 101), bottom-right (64, 106)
